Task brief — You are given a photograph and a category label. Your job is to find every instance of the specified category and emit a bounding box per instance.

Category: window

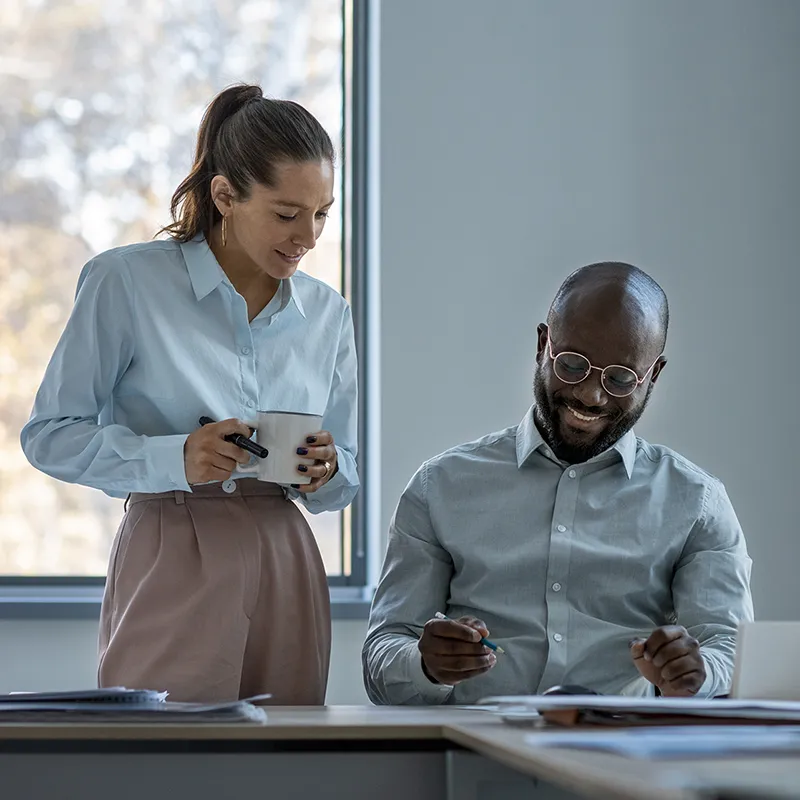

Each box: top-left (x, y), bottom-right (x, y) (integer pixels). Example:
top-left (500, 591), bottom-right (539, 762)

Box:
top-left (0, 0), bottom-right (368, 591)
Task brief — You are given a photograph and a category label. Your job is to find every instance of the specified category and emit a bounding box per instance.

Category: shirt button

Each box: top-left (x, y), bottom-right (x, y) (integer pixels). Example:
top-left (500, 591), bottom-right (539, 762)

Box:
top-left (246, 399), bottom-right (255, 408)
top-left (568, 469), bottom-right (576, 479)
top-left (557, 524), bottom-right (566, 533)
top-left (222, 479), bottom-right (237, 494)
top-left (241, 346), bottom-right (251, 355)
top-left (552, 583), bottom-right (562, 592)
top-left (553, 633), bottom-right (563, 642)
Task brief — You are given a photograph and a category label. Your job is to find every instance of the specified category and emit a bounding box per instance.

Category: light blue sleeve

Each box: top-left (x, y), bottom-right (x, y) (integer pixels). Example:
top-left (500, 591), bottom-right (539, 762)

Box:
top-left (289, 303), bottom-right (360, 514)
top-left (362, 464), bottom-right (455, 705)
top-left (20, 253), bottom-right (190, 498)
top-left (672, 480), bottom-right (754, 697)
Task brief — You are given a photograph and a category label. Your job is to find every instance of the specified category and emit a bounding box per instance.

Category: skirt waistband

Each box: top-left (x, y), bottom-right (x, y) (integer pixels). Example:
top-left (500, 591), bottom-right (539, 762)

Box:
top-left (128, 479), bottom-right (286, 507)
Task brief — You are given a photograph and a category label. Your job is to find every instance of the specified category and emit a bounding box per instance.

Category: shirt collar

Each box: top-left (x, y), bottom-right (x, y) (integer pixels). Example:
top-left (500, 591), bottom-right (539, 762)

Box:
top-left (614, 429), bottom-right (637, 478)
top-left (284, 274), bottom-right (306, 318)
top-left (180, 235), bottom-right (306, 317)
top-left (181, 235), bottom-right (226, 300)
top-left (516, 405), bottom-right (636, 479)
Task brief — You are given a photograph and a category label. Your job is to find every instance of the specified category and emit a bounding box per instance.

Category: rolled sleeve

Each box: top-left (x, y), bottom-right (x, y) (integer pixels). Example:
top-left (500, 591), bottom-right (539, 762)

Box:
top-left (672, 480), bottom-right (754, 698)
top-left (292, 304), bottom-right (359, 514)
top-left (363, 464), bottom-right (455, 705)
top-left (143, 433), bottom-right (191, 492)
top-left (406, 645), bottom-right (455, 701)
top-left (20, 254), bottom-right (191, 497)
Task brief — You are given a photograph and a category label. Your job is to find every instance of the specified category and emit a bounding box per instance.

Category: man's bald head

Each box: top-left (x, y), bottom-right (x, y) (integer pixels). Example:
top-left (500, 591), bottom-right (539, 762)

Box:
top-left (533, 262), bottom-right (670, 465)
top-left (548, 262), bottom-right (669, 353)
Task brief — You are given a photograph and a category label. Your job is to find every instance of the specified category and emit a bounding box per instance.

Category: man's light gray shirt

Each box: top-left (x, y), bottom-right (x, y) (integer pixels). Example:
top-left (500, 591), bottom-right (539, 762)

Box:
top-left (363, 409), bottom-right (753, 705)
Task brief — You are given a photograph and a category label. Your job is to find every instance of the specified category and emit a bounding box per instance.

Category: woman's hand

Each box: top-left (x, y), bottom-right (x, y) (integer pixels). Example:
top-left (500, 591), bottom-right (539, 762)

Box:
top-left (293, 430), bottom-right (338, 493)
top-left (184, 418), bottom-right (252, 485)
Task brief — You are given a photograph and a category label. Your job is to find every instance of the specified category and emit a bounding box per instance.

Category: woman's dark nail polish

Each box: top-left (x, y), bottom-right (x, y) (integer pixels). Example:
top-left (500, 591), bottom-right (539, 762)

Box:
top-left (297, 465), bottom-right (308, 473)
top-left (306, 436), bottom-right (317, 444)
top-left (296, 447), bottom-right (308, 455)
top-left (291, 484), bottom-right (300, 489)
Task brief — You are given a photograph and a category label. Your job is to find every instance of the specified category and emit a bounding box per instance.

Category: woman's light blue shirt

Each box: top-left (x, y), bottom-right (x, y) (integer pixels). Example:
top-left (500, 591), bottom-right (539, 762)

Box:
top-left (20, 236), bottom-right (359, 513)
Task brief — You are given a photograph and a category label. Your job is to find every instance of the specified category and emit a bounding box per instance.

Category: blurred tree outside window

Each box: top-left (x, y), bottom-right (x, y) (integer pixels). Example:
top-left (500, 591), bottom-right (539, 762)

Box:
top-left (0, 0), bottom-right (347, 577)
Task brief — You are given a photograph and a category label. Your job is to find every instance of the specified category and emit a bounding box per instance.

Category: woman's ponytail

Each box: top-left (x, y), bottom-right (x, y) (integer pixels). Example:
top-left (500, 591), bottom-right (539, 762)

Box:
top-left (161, 83), bottom-right (334, 243)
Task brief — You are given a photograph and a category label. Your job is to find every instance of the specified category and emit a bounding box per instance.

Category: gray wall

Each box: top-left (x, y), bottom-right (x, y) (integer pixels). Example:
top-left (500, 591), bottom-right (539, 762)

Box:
top-left (379, 0), bottom-right (800, 619)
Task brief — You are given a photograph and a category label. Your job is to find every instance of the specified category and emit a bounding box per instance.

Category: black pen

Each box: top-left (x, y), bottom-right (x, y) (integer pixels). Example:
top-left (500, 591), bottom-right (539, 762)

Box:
top-left (198, 416), bottom-right (269, 459)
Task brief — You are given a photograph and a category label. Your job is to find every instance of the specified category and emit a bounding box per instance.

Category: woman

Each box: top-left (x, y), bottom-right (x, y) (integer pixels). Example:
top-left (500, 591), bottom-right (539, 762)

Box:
top-left (20, 84), bottom-right (359, 704)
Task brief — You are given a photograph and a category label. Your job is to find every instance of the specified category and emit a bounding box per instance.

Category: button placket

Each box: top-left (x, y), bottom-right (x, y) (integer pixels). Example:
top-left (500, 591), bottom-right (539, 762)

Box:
top-left (229, 287), bottom-right (260, 418)
top-left (539, 467), bottom-right (580, 692)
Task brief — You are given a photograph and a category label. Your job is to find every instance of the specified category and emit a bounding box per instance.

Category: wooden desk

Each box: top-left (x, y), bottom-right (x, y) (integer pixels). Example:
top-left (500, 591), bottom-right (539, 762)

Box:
top-left (0, 706), bottom-right (797, 800)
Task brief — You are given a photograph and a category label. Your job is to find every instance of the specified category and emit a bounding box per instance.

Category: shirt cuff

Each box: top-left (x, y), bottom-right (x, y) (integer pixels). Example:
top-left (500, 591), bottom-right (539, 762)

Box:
top-left (407, 646), bottom-right (455, 704)
top-left (320, 458), bottom-right (349, 493)
top-left (296, 445), bottom-right (359, 512)
top-left (331, 444), bottom-right (358, 489)
top-left (696, 655), bottom-right (717, 698)
top-left (143, 434), bottom-right (191, 492)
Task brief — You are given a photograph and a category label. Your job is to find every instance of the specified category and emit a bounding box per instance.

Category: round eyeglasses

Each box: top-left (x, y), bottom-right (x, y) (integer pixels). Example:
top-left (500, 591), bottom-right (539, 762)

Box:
top-left (547, 332), bottom-right (661, 398)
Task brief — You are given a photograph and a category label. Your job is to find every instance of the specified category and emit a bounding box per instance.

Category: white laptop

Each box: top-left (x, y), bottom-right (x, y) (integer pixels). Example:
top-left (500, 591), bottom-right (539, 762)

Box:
top-left (731, 621), bottom-right (800, 700)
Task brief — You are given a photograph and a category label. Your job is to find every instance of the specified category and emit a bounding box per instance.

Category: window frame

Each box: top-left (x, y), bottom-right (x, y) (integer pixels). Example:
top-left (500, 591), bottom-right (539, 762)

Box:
top-left (0, 0), bottom-right (374, 618)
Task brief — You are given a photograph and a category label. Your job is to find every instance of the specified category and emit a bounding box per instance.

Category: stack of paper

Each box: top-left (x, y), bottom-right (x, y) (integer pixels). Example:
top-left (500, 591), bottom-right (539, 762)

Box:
top-left (2, 688), bottom-right (167, 705)
top-left (479, 694), bottom-right (800, 726)
top-left (0, 688), bottom-right (269, 724)
top-left (524, 725), bottom-right (800, 759)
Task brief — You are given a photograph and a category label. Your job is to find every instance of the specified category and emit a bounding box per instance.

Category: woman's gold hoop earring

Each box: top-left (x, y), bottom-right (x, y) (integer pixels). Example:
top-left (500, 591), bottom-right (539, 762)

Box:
top-left (221, 215), bottom-right (228, 248)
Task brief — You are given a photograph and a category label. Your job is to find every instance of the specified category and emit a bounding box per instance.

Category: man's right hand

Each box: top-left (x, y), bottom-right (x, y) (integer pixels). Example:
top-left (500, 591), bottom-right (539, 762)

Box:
top-left (418, 615), bottom-right (497, 685)
top-left (184, 418), bottom-right (253, 485)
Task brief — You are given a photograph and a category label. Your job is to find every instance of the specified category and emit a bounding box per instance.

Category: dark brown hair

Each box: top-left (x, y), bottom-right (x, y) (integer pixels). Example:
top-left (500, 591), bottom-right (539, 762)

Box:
top-left (162, 84), bottom-right (335, 242)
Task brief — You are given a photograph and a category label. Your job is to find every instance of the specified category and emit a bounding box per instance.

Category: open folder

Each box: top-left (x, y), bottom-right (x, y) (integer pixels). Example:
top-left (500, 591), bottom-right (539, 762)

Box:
top-left (0, 688), bottom-right (269, 724)
top-left (479, 695), bottom-right (800, 727)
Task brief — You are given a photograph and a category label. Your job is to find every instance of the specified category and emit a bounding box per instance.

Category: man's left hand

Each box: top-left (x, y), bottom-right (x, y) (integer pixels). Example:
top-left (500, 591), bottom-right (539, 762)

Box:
top-left (629, 625), bottom-right (706, 697)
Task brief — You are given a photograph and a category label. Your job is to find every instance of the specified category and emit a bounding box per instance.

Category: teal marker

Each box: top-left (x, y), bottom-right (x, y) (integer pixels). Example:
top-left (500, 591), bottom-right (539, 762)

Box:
top-left (434, 612), bottom-right (505, 654)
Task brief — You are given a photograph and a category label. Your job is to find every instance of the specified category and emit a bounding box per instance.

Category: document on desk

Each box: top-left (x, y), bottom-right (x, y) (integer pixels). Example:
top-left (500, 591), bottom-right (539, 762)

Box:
top-left (0, 688), bottom-right (168, 704)
top-left (0, 689), bottom-right (270, 724)
top-left (524, 725), bottom-right (800, 759)
top-left (480, 694), bottom-right (800, 724)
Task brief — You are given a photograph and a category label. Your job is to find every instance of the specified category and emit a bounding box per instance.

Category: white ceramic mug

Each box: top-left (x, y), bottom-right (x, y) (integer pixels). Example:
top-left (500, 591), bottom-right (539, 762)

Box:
top-left (233, 411), bottom-right (323, 486)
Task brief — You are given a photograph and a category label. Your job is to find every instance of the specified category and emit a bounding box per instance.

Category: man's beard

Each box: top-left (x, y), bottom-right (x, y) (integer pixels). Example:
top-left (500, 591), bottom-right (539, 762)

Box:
top-left (532, 364), bottom-right (652, 464)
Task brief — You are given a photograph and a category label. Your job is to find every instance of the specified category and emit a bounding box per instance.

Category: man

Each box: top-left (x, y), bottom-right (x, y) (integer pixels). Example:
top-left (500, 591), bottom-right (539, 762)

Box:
top-left (363, 262), bottom-right (753, 705)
